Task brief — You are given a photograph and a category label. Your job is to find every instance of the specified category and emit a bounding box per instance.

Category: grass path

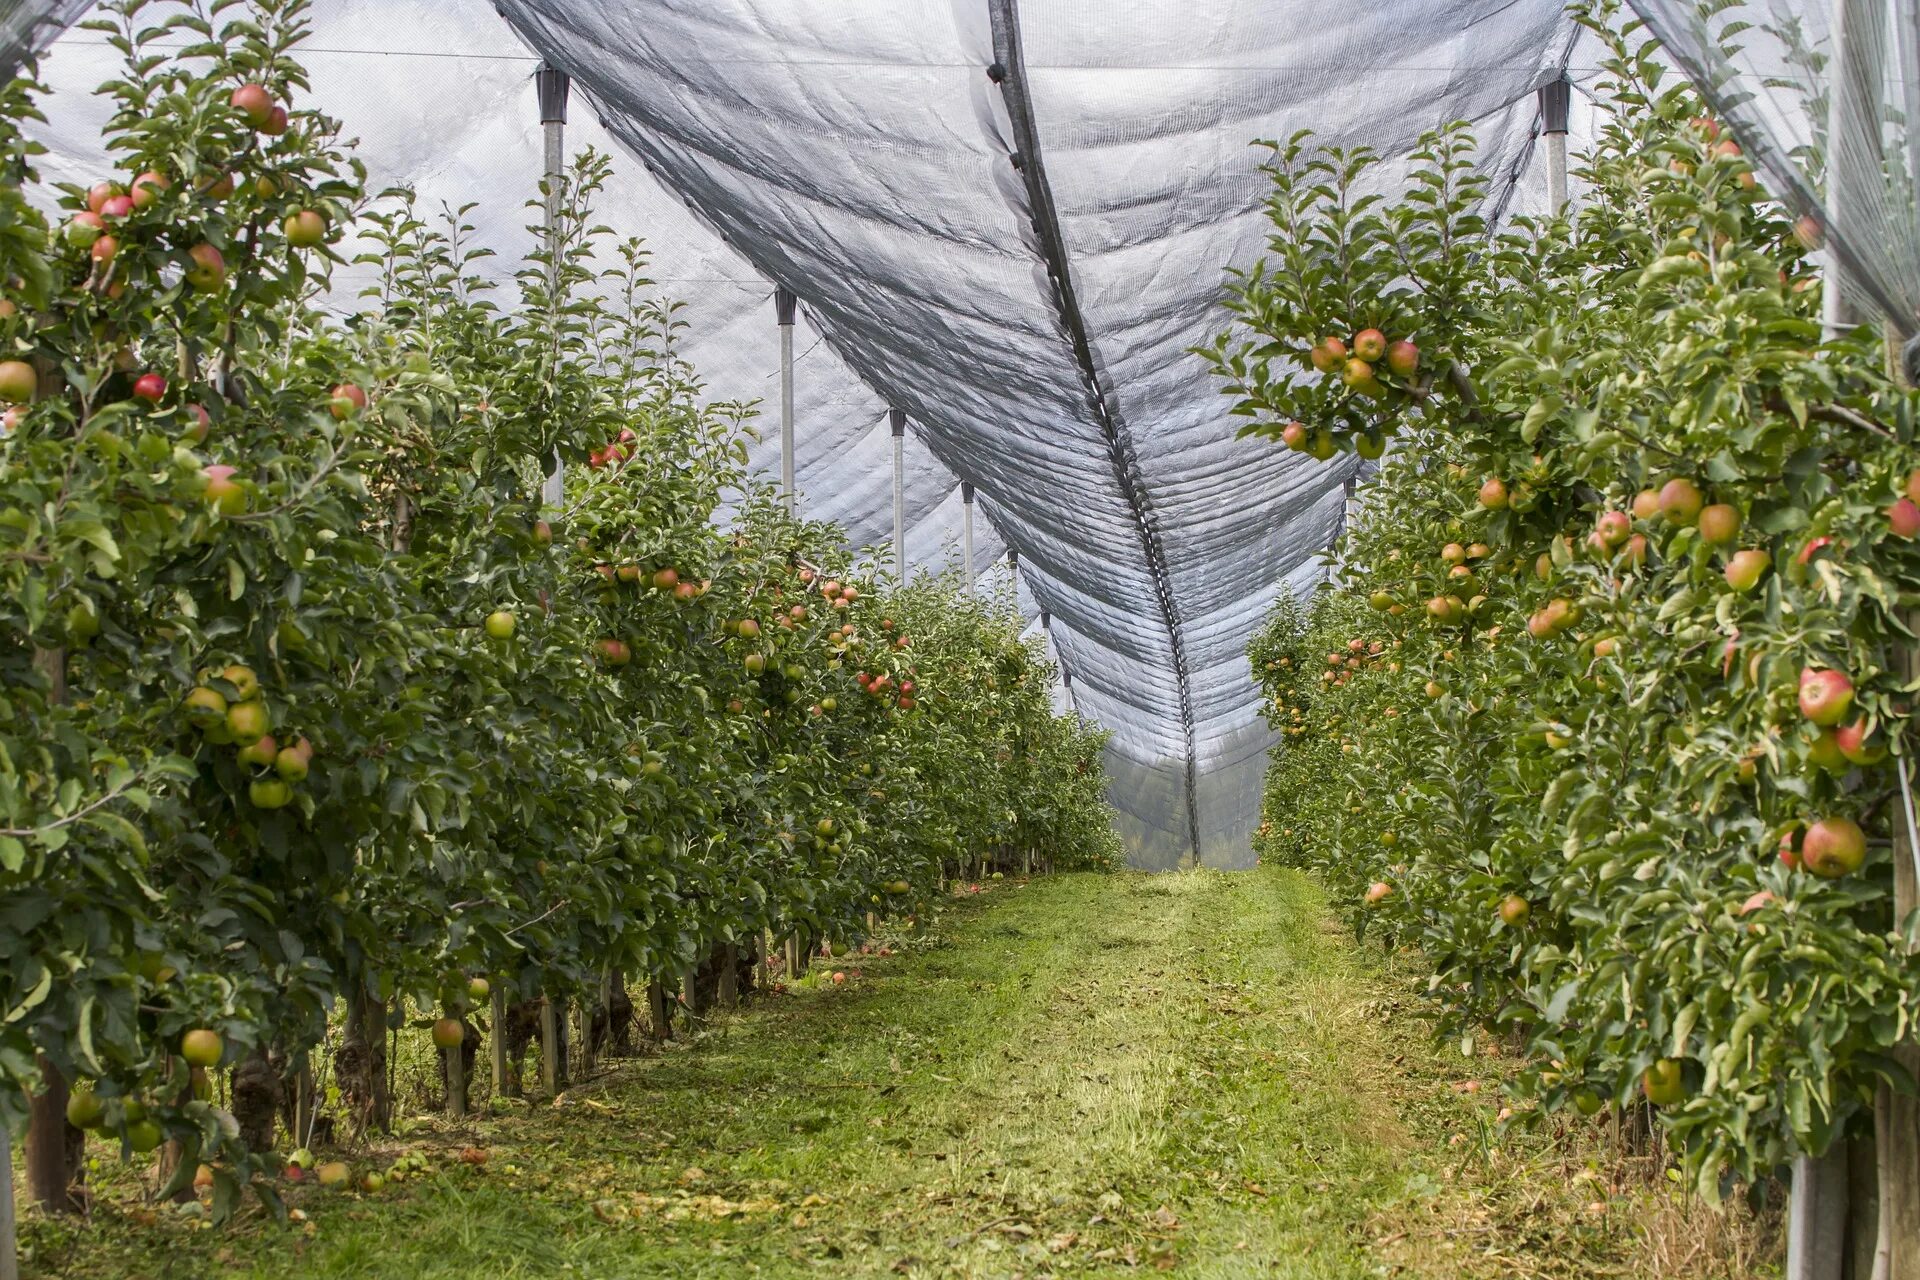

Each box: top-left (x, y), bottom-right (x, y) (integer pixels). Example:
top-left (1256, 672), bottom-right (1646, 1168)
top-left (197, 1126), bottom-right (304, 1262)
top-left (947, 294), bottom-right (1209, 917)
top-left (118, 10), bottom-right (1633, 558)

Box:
top-left (31, 867), bottom-right (1771, 1279)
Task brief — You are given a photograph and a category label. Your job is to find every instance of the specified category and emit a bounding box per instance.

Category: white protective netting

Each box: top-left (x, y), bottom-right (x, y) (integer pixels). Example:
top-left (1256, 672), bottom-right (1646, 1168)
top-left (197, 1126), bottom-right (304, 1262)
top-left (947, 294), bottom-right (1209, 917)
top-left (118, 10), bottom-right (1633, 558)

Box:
top-left (1626, 0), bottom-right (1920, 355)
top-left (16, 0), bottom-right (1593, 868)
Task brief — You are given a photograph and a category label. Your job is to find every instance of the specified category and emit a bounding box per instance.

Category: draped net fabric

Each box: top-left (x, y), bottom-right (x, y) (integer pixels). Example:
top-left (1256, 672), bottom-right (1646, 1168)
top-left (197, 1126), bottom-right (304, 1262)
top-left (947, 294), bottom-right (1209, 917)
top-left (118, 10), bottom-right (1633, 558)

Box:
top-left (18, 0), bottom-right (1588, 868)
top-left (1626, 0), bottom-right (1920, 349)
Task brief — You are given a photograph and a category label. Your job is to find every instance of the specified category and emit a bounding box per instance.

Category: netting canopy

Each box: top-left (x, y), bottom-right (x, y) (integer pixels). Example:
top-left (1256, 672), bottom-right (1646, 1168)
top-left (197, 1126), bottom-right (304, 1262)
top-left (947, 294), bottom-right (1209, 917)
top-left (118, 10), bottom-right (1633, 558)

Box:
top-left (13, 0), bottom-right (1602, 868)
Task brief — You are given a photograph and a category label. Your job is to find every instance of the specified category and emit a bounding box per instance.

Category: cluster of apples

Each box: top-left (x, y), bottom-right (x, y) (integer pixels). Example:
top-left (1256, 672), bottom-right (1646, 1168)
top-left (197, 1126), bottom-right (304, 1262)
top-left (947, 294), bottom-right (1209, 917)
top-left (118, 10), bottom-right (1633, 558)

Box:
top-left (596, 559), bottom-right (710, 604)
top-left (1320, 635), bottom-right (1384, 691)
top-left (61, 83), bottom-right (327, 287)
top-left (183, 664), bottom-right (313, 809)
top-left (1307, 327), bottom-right (1419, 396)
top-left (588, 428), bottom-right (637, 469)
top-left (1274, 328), bottom-right (1422, 461)
top-left (1421, 539), bottom-right (1495, 627)
top-left (1775, 665), bottom-right (1882, 822)
top-left (855, 666), bottom-right (917, 711)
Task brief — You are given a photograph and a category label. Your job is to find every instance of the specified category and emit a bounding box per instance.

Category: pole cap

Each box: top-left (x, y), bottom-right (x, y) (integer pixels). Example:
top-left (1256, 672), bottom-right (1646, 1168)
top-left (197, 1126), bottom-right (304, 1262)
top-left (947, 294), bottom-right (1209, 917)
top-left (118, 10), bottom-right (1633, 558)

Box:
top-left (961, 481), bottom-right (975, 503)
top-left (536, 63), bottom-right (571, 125)
top-left (889, 409), bottom-right (906, 437)
top-left (775, 286), bottom-right (797, 325)
top-left (1539, 79), bottom-right (1570, 135)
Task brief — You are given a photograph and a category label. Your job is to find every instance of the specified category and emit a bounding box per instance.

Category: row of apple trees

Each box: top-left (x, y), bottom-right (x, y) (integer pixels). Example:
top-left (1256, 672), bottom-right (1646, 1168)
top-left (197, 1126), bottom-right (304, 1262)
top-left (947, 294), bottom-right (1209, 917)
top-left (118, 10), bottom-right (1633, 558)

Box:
top-left (0, 0), bottom-right (1119, 1217)
top-left (1205, 10), bottom-right (1920, 1197)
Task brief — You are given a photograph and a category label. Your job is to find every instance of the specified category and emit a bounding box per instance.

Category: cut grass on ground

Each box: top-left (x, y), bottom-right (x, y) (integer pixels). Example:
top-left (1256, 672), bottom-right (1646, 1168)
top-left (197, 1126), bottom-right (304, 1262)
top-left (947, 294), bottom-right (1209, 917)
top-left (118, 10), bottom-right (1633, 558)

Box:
top-left (24, 865), bottom-right (1778, 1279)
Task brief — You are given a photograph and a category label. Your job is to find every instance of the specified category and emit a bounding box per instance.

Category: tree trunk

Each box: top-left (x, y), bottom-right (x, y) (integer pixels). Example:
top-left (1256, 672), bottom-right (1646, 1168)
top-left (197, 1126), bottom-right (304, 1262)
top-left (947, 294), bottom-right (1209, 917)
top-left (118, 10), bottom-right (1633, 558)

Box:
top-left (438, 1016), bottom-right (475, 1118)
top-left (575, 995), bottom-right (596, 1078)
top-left (490, 987), bottom-right (511, 1097)
top-left (154, 1072), bottom-right (200, 1205)
top-left (608, 972), bottom-right (634, 1055)
top-left (647, 981), bottom-right (671, 1041)
top-left (339, 987), bottom-right (390, 1136)
top-left (230, 1048), bottom-right (281, 1152)
top-left (716, 944), bottom-right (738, 1010)
top-left (538, 997), bottom-right (564, 1095)
top-left (24, 1059), bottom-right (80, 1213)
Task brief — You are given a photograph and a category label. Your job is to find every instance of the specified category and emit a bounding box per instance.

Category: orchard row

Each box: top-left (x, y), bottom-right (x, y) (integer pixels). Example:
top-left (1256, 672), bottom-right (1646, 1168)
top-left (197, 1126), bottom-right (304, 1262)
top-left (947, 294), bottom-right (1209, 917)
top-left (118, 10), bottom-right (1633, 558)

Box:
top-left (1212, 17), bottom-right (1920, 1197)
top-left (0, 1), bottom-right (1120, 1218)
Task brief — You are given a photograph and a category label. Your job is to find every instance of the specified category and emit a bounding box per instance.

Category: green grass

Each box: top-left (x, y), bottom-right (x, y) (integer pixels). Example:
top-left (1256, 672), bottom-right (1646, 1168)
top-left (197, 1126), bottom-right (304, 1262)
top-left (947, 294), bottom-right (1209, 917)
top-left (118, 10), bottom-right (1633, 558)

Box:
top-left (23, 866), bottom-right (1775, 1279)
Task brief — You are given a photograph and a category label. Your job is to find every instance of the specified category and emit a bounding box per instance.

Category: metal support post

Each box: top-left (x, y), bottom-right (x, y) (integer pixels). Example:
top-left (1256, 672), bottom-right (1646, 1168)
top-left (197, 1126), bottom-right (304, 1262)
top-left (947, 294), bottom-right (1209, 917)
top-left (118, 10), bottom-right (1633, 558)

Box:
top-left (777, 287), bottom-right (798, 516)
top-left (890, 409), bottom-right (907, 580)
top-left (1539, 78), bottom-right (1570, 215)
top-left (537, 62), bottom-right (570, 508)
top-left (961, 482), bottom-right (976, 596)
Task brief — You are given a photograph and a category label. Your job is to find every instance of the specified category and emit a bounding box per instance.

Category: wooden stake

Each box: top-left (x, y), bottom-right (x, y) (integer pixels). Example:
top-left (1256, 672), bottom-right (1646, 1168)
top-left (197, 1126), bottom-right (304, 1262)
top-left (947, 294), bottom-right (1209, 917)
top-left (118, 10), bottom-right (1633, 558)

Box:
top-left (539, 999), bottom-right (561, 1095)
top-left (0, 1118), bottom-right (16, 1280)
top-left (24, 1059), bottom-right (78, 1214)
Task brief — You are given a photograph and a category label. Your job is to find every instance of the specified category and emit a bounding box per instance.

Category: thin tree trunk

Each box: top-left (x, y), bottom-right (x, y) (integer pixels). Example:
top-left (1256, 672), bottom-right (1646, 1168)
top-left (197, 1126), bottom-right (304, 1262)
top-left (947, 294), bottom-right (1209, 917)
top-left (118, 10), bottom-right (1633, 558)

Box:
top-left (647, 981), bottom-right (671, 1041)
top-left (716, 944), bottom-right (738, 1010)
top-left (490, 987), bottom-right (512, 1097)
top-left (340, 987), bottom-right (389, 1136)
top-left (155, 1073), bottom-right (199, 1205)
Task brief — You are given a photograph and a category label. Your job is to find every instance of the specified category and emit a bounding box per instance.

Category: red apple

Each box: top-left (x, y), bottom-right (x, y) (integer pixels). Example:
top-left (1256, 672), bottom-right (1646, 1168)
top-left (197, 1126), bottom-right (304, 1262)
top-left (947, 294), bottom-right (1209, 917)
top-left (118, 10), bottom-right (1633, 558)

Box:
top-left (1351, 328), bottom-right (1386, 361)
top-left (1595, 510), bottom-right (1631, 549)
top-left (329, 383), bottom-right (367, 419)
top-left (1724, 549), bottom-right (1769, 592)
top-left (1477, 477), bottom-right (1508, 509)
top-left (1835, 720), bottom-right (1887, 765)
top-left (1385, 339), bottom-right (1419, 378)
top-left (130, 170), bottom-right (170, 209)
top-left (201, 464), bottom-right (246, 515)
top-left (1280, 421), bottom-right (1308, 451)
top-left (85, 180), bottom-right (121, 214)
top-left (1889, 499), bottom-right (1920, 538)
top-left (1802, 817), bottom-right (1867, 878)
top-left (133, 373), bottom-right (167, 402)
top-left (90, 234), bottom-right (119, 263)
top-left (230, 83), bottom-right (275, 127)
top-left (65, 211), bottom-right (104, 248)
top-left (1696, 503), bottom-right (1740, 545)
top-left (1658, 478), bottom-right (1704, 525)
top-left (185, 243), bottom-right (226, 290)
top-left (1798, 668), bottom-right (1854, 726)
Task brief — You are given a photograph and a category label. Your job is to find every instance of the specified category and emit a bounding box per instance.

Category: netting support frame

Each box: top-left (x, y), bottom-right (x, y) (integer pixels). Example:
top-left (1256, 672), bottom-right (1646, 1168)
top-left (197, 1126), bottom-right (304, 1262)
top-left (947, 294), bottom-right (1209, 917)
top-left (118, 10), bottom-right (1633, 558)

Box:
top-left (986, 0), bottom-right (1202, 865)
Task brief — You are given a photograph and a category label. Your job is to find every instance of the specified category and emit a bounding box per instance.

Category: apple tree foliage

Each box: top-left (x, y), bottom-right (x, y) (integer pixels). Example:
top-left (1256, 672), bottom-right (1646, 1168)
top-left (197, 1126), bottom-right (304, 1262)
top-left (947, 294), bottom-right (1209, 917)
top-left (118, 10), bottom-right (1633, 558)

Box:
top-left (1208, 11), bottom-right (1920, 1195)
top-left (0, 0), bottom-right (1119, 1211)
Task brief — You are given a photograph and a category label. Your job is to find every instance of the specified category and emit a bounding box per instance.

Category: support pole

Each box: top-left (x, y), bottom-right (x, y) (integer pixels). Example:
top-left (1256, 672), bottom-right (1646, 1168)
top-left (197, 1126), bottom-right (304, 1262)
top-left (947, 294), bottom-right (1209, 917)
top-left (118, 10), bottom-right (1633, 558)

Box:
top-left (537, 62), bottom-right (570, 509)
top-left (777, 288), bottom-right (798, 517)
top-left (1790, 1147), bottom-right (1849, 1280)
top-left (890, 409), bottom-right (907, 580)
top-left (538, 998), bottom-right (561, 1096)
top-left (0, 1121), bottom-right (15, 1280)
top-left (1539, 78), bottom-right (1570, 215)
top-left (961, 482), bottom-right (976, 596)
